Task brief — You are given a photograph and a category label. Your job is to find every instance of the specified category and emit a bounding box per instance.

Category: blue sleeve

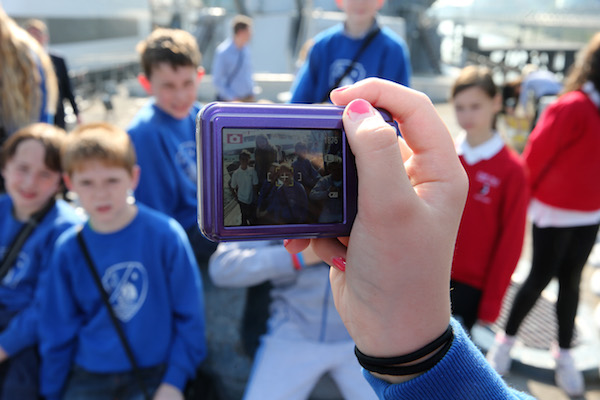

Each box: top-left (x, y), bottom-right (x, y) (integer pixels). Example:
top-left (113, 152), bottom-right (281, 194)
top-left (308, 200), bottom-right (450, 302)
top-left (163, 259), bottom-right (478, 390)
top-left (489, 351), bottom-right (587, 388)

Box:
top-left (0, 309), bottom-right (37, 355)
top-left (393, 43), bottom-right (411, 88)
top-left (0, 244), bottom-right (55, 354)
top-left (39, 238), bottom-right (83, 400)
top-left (129, 121), bottom-right (178, 218)
top-left (162, 220), bottom-right (207, 390)
top-left (380, 33), bottom-right (411, 88)
top-left (290, 42), bottom-right (324, 104)
top-left (363, 319), bottom-right (534, 400)
top-left (290, 63), bottom-right (314, 104)
top-left (0, 218), bottom-right (79, 355)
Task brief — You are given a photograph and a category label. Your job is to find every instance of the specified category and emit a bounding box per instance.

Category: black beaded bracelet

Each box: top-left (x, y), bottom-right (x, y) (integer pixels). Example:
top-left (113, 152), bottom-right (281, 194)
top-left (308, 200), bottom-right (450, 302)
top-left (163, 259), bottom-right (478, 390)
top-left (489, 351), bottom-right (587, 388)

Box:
top-left (354, 324), bottom-right (454, 376)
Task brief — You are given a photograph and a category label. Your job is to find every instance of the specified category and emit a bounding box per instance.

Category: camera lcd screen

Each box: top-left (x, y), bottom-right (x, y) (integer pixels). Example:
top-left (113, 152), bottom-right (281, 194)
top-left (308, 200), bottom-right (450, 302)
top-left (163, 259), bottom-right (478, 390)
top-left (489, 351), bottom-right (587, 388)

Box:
top-left (223, 127), bottom-right (344, 227)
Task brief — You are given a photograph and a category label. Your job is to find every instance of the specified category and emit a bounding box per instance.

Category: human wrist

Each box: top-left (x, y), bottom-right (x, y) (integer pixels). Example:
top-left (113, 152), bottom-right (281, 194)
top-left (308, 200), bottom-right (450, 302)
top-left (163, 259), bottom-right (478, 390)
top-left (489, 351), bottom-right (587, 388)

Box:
top-left (351, 304), bottom-right (452, 371)
top-left (355, 324), bottom-right (453, 383)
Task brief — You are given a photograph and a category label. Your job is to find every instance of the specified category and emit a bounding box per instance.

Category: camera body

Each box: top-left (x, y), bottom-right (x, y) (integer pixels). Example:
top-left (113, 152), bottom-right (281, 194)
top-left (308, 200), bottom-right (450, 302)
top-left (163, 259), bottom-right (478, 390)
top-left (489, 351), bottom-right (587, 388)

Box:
top-left (196, 102), bottom-right (396, 241)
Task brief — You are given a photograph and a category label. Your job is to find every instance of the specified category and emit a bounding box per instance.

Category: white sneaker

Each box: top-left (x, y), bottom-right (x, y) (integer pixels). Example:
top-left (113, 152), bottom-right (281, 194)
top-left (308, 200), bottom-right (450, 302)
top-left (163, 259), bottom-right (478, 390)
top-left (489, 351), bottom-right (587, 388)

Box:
top-left (486, 332), bottom-right (515, 375)
top-left (552, 344), bottom-right (585, 397)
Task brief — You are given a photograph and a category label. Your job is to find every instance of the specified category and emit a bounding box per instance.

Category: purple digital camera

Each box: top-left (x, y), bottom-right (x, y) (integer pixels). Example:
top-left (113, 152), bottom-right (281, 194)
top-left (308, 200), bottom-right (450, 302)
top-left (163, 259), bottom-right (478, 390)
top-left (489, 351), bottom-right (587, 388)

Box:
top-left (196, 102), bottom-right (396, 241)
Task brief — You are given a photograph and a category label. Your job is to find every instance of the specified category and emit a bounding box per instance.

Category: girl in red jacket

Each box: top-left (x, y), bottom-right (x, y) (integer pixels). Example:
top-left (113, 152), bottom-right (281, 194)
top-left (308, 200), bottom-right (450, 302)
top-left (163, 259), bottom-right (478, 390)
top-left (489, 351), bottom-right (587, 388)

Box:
top-left (487, 32), bottom-right (600, 397)
top-left (449, 66), bottom-right (529, 332)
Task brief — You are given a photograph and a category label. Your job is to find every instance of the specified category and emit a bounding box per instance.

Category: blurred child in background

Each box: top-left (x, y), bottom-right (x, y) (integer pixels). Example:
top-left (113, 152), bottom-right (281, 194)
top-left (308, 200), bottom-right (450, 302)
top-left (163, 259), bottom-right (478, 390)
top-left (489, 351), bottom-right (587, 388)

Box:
top-left (449, 65), bottom-right (529, 332)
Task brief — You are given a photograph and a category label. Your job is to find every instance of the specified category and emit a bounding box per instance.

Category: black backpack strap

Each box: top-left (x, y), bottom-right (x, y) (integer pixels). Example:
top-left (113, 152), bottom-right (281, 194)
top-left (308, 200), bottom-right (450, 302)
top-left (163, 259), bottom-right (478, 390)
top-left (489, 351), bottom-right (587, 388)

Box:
top-left (226, 50), bottom-right (245, 89)
top-left (0, 198), bottom-right (56, 281)
top-left (76, 229), bottom-right (151, 400)
top-left (320, 26), bottom-right (381, 103)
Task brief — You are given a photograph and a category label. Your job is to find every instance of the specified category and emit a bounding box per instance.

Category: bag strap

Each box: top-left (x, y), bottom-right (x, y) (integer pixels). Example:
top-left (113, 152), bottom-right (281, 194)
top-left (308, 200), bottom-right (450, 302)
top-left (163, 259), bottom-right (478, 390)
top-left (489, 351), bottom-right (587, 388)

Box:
top-left (225, 50), bottom-right (245, 90)
top-left (320, 26), bottom-right (381, 103)
top-left (76, 230), bottom-right (151, 400)
top-left (0, 198), bottom-right (56, 281)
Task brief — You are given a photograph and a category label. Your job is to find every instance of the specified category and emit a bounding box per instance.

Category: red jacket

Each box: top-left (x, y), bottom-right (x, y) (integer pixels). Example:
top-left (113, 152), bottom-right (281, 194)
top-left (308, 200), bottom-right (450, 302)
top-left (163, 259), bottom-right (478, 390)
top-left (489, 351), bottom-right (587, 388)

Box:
top-left (453, 145), bottom-right (529, 323)
top-left (523, 90), bottom-right (600, 210)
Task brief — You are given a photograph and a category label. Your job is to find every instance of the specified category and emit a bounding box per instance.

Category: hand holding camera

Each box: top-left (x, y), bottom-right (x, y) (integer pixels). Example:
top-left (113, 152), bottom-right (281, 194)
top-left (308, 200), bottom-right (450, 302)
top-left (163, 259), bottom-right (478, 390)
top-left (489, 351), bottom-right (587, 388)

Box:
top-left (284, 78), bottom-right (468, 383)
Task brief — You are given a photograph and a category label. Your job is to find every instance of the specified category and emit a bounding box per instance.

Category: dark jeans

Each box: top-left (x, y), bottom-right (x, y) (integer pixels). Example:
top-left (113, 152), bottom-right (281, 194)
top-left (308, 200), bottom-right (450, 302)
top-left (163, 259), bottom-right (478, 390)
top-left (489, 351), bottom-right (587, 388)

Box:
top-left (0, 309), bottom-right (39, 400)
top-left (505, 223), bottom-right (599, 348)
top-left (0, 347), bottom-right (40, 400)
top-left (238, 202), bottom-right (256, 226)
top-left (63, 364), bottom-right (164, 400)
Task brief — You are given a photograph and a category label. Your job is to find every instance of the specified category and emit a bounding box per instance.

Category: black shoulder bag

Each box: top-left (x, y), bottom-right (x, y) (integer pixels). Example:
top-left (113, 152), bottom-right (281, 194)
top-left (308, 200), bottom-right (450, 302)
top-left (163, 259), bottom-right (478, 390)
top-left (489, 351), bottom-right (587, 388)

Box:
top-left (0, 199), bottom-right (56, 282)
top-left (76, 230), bottom-right (151, 400)
top-left (319, 27), bottom-right (381, 103)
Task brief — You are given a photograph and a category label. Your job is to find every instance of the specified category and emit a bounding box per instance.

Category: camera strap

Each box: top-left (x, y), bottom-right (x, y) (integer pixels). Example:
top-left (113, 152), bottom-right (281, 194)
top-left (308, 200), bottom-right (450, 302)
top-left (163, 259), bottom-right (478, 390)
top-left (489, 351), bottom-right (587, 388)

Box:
top-left (76, 229), bottom-right (151, 400)
top-left (320, 26), bottom-right (381, 103)
top-left (0, 198), bottom-right (55, 282)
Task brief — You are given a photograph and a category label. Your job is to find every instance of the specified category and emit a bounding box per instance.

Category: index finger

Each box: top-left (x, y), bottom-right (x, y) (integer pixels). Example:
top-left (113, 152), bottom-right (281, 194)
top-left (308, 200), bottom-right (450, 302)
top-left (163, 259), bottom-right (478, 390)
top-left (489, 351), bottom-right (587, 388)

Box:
top-left (330, 78), bottom-right (457, 165)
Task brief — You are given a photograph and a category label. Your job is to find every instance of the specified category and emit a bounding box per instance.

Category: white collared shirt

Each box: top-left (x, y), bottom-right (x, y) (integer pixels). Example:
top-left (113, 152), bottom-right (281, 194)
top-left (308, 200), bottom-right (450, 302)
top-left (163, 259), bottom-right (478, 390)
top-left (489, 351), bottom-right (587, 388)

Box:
top-left (455, 131), bottom-right (504, 165)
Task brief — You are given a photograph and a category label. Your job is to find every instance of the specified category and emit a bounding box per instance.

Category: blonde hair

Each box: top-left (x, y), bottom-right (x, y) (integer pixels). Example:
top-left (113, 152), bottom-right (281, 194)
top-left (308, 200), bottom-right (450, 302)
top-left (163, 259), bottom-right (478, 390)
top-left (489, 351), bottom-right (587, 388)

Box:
top-left (137, 28), bottom-right (202, 79)
top-left (0, 123), bottom-right (66, 171)
top-left (0, 7), bottom-right (57, 135)
top-left (562, 31), bottom-right (600, 94)
top-left (62, 122), bottom-right (137, 175)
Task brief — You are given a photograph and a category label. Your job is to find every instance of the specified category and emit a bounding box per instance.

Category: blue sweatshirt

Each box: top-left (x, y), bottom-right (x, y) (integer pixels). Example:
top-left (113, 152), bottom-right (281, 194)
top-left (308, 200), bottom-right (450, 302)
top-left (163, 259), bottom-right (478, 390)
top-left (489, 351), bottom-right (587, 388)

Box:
top-left (127, 100), bottom-right (200, 231)
top-left (364, 319), bottom-right (534, 399)
top-left (0, 196), bottom-right (81, 355)
top-left (290, 22), bottom-right (411, 104)
top-left (39, 204), bottom-right (206, 400)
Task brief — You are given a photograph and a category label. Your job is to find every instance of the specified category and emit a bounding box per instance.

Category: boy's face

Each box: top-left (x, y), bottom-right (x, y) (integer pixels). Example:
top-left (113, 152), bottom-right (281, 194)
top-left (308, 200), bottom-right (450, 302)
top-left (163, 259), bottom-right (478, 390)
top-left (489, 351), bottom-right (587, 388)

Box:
top-left (2, 139), bottom-right (61, 221)
top-left (139, 62), bottom-right (204, 120)
top-left (338, 0), bottom-right (384, 27)
top-left (278, 166), bottom-right (293, 186)
top-left (64, 160), bottom-right (140, 233)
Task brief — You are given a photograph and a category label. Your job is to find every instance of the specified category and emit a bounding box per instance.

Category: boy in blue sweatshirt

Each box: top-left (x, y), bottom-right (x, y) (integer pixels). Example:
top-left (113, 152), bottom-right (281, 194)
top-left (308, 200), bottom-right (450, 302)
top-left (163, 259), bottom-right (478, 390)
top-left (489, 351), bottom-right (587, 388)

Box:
top-left (38, 123), bottom-right (206, 400)
top-left (290, 0), bottom-right (411, 104)
top-left (127, 28), bottom-right (216, 262)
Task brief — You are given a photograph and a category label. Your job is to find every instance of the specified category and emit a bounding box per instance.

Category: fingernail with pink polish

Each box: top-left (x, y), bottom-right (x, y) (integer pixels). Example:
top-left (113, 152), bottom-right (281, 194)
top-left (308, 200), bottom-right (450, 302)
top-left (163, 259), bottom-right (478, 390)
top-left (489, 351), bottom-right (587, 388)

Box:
top-left (283, 239), bottom-right (291, 248)
top-left (332, 85), bottom-right (350, 94)
top-left (331, 256), bottom-right (346, 272)
top-left (346, 99), bottom-right (376, 122)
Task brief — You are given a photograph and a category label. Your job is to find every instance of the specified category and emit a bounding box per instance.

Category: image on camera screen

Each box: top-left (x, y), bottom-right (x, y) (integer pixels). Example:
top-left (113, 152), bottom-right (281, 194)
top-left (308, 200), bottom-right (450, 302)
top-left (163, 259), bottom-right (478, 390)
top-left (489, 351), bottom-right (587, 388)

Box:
top-left (223, 127), bottom-right (344, 227)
